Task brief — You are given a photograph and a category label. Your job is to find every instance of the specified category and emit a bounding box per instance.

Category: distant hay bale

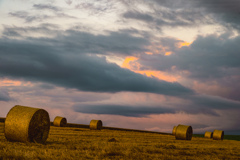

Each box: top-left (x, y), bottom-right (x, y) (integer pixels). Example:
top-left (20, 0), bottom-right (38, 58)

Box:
top-left (172, 126), bottom-right (177, 135)
top-left (204, 131), bottom-right (213, 138)
top-left (213, 130), bottom-right (224, 140)
top-left (175, 124), bottom-right (193, 140)
top-left (53, 116), bottom-right (67, 127)
top-left (4, 105), bottom-right (50, 143)
top-left (90, 120), bottom-right (102, 130)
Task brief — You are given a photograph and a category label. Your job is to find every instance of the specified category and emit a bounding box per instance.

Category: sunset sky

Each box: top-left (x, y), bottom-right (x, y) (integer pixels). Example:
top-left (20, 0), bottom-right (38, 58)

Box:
top-left (0, 0), bottom-right (240, 134)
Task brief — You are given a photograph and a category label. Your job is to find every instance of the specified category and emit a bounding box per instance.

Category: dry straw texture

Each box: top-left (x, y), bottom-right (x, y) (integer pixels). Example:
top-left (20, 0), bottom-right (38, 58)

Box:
top-left (213, 130), bottom-right (224, 140)
top-left (4, 105), bottom-right (50, 143)
top-left (172, 126), bottom-right (177, 135)
top-left (53, 116), bottom-right (67, 127)
top-left (204, 131), bottom-right (213, 138)
top-left (175, 124), bottom-right (193, 140)
top-left (90, 120), bottom-right (102, 130)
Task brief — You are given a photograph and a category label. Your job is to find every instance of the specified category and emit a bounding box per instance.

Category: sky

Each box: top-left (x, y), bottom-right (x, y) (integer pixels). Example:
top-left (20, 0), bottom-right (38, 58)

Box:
top-left (0, 0), bottom-right (240, 134)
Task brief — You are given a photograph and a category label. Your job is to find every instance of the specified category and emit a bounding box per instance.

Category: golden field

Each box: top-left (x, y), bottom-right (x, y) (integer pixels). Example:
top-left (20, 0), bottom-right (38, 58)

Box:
top-left (0, 122), bottom-right (240, 160)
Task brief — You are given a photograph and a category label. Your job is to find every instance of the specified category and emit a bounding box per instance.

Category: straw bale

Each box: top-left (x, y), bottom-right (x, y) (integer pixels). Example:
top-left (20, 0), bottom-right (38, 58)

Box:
top-left (53, 116), bottom-right (67, 127)
top-left (175, 124), bottom-right (192, 140)
top-left (204, 131), bottom-right (213, 138)
top-left (213, 129), bottom-right (224, 140)
top-left (90, 120), bottom-right (102, 130)
top-left (4, 105), bottom-right (50, 143)
top-left (172, 126), bottom-right (177, 135)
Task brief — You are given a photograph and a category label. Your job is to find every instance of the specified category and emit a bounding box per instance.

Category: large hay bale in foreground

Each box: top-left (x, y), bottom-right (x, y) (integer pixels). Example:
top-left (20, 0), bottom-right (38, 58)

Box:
top-left (53, 116), bottom-right (67, 127)
top-left (4, 105), bottom-right (50, 143)
top-left (204, 131), bottom-right (213, 138)
top-left (90, 120), bottom-right (102, 130)
top-left (175, 124), bottom-right (192, 140)
top-left (213, 130), bottom-right (224, 140)
top-left (172, 126), bottom-right (177, 135)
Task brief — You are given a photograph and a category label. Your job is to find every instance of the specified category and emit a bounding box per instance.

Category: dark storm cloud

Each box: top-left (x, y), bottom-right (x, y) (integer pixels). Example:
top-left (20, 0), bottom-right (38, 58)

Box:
top-left (191, 0), bottom-right (240, 30)
top-left (75, 1), bottom-right (115, 16)
top-left (48, 29), bottom-right (150, 56)
top-left (2, 24), bottom-right (60, 37)
top-left (33, 4), bottom-right (61, 12)
top-left (2, 25), bottom-right (146, 56)
top-left (137, 33), bottom-right (240, 100)
top-left (0, 89), bottom-right (12, 102)
top-left (2, 25), bottom-right (149, 55)
top-left (33, 4), bottom-right (76, 19)
top-left (0, 32), bottom-right (193, 96)
top-left (9, 4), bottom-right (75, 23)
top-left (73, 104), bottom-right (175, 117)
top-left (9, 11), bottom-right (50, 23)
top-left (148, 0), bottom-right (240, 30)
top-left (139, 33), bottom-right (240, 80)
top-left (123, 11), bottom-right (154, 22)
top-left (193, 0), bottom-right (240, 14)
top-left (121, 0), bottom-right (210, 28)
top-left (151, 0), bottom-right (191, 9)
top-left (55, 12), bottom-right (77, 19)
top-left (191, 94), bottom-right (240, 110)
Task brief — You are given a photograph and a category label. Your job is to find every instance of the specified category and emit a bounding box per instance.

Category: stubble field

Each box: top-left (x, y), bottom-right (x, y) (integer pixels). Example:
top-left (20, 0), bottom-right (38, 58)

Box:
top-left (0, 122), bottom-right (240, 160)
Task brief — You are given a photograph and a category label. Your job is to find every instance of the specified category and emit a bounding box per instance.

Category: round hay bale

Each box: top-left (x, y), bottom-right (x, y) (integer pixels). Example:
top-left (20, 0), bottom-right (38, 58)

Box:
top-left (90, 120), bottom-right (102, 130)
top-left (204, 131), bottom-right (213, 138)
top-left (53, 116), bottom-right (67, 127)
top-left (213, 130), bottom-right (224, 140)
top-left (4, 105), bottom-right (50, 143)
top-left (175, 124), bottom-right (193, 140)
top-left (172, 126), bottom-right (177, 135)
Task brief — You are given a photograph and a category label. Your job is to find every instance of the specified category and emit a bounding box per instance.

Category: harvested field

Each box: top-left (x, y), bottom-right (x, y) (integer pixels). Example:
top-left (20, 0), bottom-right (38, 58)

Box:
top-left (4, 105), bottom-right (50, 143)
top-left (0, 122), bottom-right (240, 159)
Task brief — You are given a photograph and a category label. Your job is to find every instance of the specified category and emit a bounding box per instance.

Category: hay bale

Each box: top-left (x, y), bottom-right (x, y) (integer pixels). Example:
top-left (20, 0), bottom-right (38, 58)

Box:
top-left (172, 126), bottom-right (177, 135)
top-left (90, 120), bottom-right (102, 130)
top-left (53, 116), bottom-right (67, 127)
top-left (204, 131), bottom-right (213, 138)
top-left (4, 105), bottom-right (50, 143)
top-left (213, 130), bottom-right (224, 140)
top-left (175, 124), bottom-right (193, 140)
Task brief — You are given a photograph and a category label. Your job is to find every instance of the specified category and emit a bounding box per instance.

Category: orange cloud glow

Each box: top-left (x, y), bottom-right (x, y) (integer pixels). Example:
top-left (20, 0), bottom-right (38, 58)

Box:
top-left (122, 57), bottom-right (178, 82)
top-left (0, 79), bottom-right (22, 86)
top-left (178, 41), bottom-right (191, 48)
top-left (0, 79), bottom-right (34, 87)
top-left (121, 56), bottom-right (140, 70)
top-left (164, 51), bottom-right (172, 56)
top-left (135, 70), bottom-right (177, 82)
top-left (121, 40), bottom-right (191, 81)
top-left (145, 52), bottom-right (153, 55)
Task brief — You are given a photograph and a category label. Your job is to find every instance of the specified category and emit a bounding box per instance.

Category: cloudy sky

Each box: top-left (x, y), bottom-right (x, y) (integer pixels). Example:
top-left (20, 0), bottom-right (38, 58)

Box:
top-left (0, 0), bottom-right (240, 134)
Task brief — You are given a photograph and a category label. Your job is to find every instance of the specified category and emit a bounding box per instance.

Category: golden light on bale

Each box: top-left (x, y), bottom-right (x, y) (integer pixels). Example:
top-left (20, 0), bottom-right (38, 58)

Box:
top-left (204, 131), bottom-right (213, 138)
top-left (90, 120), bottom-right (102, 130)
top-left (175, 124), bottom-right (193, 140)
top-left (4, 105), bottom-right (50, 144)
top-left (213, 130), bottom-right (224, 140)
top-left (53, 116), bottom-right (67, 127)
top-left (172, 126), bottom-right (177, 135)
